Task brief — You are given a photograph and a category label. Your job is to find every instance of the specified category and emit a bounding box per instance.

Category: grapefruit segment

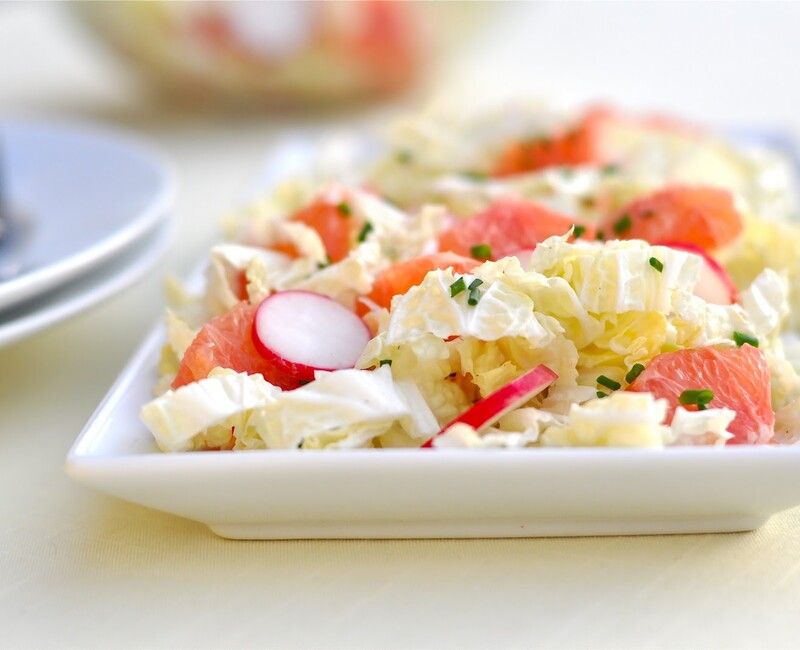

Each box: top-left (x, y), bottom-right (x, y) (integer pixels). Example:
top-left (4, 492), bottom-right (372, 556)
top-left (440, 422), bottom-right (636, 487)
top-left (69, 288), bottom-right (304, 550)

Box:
top-left (358, 252), bottom-right (479, 316)
top-left (492, 107), bottom-right (614, 176)
top-left (172, 302), bottom-right (284, 389)
top-left (627, 345), bottom-right (774, 445)
top-left (606, 185), bottom-right (744, 251)
top-left (279, 197), bottom-right (360, 262)
top-left (437, 199), bottom-right (594, 260)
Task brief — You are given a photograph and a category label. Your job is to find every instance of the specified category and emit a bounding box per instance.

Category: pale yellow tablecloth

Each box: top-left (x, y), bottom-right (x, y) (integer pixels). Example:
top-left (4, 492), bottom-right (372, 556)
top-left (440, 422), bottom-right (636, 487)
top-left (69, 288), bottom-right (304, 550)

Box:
top-left (2, 4), bottom-right (800, 648)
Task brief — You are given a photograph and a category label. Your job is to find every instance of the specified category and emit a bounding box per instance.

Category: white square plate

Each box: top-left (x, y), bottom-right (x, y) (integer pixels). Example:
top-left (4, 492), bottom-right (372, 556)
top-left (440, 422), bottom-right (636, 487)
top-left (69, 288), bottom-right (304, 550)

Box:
top-left (66, 131), bottom-right (800, 539)
top-left (65, 329), bottom-right (800, 539)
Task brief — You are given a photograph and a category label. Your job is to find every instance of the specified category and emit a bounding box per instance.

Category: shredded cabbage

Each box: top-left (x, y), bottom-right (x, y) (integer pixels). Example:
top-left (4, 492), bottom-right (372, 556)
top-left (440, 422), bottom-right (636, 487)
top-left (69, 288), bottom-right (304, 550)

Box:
top-left (141, 369), bottom-right (281, 452)
top-left (250, 366), bottom-right (438, 449)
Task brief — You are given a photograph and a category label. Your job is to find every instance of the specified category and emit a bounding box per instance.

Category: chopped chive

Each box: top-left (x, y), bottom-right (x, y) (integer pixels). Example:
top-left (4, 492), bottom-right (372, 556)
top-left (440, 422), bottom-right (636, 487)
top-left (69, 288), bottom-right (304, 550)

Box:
top-left (470, 243), bottom-right (492, 260)
top-left (596, 391), bottom-right (608, 399)
top-left (649, 257), bottom-right (664, 273)
top-left (601, 163), bottom-right (620, 175)
top-left (467, 279), bottom-right (483, 305)
top-left (467, 287), bottom-right (482, 306)
top-left (357, 221), bottom-right (373, 243)
top-left (613, 214), bottom-right (632, 235)
top-left (316, 255), bottom-right (332, 270)
top-left (461, 170), bottom-right (488, 182)
top-left (336, 202), bottom-right (351, 217)
top-left (625, 363), bottom-right (646, 384)
top-left (733, 331), bottom-right (759, 348)
top-left (395, 149), bottom-right (413, 164)
top-left (296, 438), bottom-right (305, 449)
top-left (595, 231), bottom-right (606, 241)
top-left (597, 375), bottom-right (621, 391)
top-left (379, 359), bottom-right (392, 367)
top-left (679, 388), bottom-right (714, 411)
top-left (449, 277), bottom-right (467, 297)
top-left (573, 224), bottom-right (586, 239)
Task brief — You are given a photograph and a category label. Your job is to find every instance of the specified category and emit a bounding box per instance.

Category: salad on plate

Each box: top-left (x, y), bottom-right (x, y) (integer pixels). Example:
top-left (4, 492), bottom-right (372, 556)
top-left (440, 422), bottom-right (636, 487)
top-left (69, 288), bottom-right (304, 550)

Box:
top-left (141, 101), bottom-right (800, 453)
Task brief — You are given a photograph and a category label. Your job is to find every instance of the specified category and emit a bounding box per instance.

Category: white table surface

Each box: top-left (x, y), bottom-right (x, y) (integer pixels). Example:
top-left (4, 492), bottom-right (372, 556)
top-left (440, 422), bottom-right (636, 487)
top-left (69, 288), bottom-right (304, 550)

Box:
top-left (2, 3), bottom-right (800, 648)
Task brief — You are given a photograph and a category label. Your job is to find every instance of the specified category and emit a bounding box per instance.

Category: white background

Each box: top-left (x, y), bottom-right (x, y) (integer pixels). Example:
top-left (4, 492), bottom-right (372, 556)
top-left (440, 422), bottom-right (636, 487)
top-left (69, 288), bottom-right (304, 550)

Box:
top-left (2, 2), bottom-right (800, 648)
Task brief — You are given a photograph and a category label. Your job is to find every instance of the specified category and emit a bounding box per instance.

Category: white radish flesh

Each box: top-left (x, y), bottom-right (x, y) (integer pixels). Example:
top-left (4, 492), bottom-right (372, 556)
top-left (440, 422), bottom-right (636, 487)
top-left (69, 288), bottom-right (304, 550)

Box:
top-left (508, 249), bottom-right (536, 269)
top-left (252, 290), bottom-right (371, 386)
top-left (422, 365), bottom-right (558, 448)
top-left (662, 241), bottom-right (738, 305)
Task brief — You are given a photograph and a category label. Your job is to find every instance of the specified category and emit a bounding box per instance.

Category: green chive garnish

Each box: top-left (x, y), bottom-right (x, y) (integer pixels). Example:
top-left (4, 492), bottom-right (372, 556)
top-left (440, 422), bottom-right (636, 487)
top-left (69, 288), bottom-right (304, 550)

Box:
top-left (733, 331), bottom-right (759, 348)
top-left (679, 389), bottom-right (714, 411)
top-left (625, 363), bottom-right (645, 384)
top-left (450, 277), bottom-right (466, 297)
top-left (461, 171), bottom-right (487, 182)
top-left (601, 163), bottom-right (619, 175)
top-left (596, 231), bottom-right (606, 241)
top-left (379, 359), bottom-right (392, 367)
top-left (317, 254), bottom-right (332, 270)
top-left (467, 278), bottom-right (484, 305)
top-left (336, 202), bottom-right (351, 217)
top-left (596, 391), bottom-right (608, 399)
top-left (395, 149), bottom-right (413, 164)
top-left (649, 257), bottom-right (664, 273)
top-left (470, 243), bottom-right (492, 260)
top-left (573, 224), bottom-right (586, 239)
top-left (357, 221), bottom-right (373, 243)
top-left (597, 375), bottom-right (621, 391)
top-left (613, 214), bottom-right (632, 235)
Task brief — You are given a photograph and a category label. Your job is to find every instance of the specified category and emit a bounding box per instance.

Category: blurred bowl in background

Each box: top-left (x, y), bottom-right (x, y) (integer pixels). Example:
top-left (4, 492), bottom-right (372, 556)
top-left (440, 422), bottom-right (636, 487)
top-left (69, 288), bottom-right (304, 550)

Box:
top-left (75, 0), bottom-right (480, 108)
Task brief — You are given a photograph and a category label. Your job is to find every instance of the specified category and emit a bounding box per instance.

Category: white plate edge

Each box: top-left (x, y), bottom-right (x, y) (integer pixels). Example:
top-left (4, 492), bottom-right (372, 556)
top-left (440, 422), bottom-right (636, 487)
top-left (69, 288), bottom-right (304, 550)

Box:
top-left (0, 120), bottom-right (178, 309)
top-left (0, 217), bottom-right (175, 347)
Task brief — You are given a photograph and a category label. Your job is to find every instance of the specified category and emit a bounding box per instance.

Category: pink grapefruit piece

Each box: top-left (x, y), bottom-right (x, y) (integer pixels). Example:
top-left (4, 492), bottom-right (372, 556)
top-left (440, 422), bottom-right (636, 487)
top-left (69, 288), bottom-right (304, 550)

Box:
top-left (627, 345), bottom-right (774, 445)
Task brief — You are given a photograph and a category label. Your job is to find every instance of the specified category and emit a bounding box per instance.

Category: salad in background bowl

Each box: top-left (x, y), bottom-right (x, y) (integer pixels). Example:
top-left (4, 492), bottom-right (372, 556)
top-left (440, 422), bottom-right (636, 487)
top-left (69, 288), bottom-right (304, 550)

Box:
top-left (75, 1), bottom-right (485, 106)
top-left (141, 101), bottom-right (800, 454)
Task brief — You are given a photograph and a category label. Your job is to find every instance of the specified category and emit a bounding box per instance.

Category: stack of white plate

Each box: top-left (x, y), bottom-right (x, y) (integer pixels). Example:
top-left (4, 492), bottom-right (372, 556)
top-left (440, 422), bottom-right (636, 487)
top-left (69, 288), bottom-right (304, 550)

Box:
top-left (0, 121), bottom-right (176, 348)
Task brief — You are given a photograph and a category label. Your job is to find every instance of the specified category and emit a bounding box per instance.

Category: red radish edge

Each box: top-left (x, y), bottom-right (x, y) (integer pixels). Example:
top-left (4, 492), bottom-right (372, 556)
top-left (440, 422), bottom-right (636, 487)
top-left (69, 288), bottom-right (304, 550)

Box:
top-left (421, 364), bottom-right (558, 448)
top-left (660, 241), bottom-right (738, 305)
top-left (252, 290), bottom-right (371, 388)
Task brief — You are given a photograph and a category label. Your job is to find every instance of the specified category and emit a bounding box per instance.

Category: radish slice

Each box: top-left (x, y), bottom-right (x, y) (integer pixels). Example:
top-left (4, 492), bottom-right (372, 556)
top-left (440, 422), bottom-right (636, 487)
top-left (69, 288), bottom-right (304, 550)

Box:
top-left (252, 290), bottom-right (371, 387)
top-left (661, 241), bottom-right (738, 305)
top-left (422, 365), bottom-right (558, 448)
top-left (509, 249), bottom-right (536, 269)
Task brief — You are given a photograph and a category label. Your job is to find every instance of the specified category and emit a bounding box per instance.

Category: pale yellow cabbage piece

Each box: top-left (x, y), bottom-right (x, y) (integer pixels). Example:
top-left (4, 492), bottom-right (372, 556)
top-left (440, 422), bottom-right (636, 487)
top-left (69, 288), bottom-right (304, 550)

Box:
top-left (722, 217), bottom-right (800, 330)
top-left (531, 237), bottom-right (701, 314)
top-left (141, 369), bottom-right (281, 452)
top-left (669, 407), bottom-right (734, 446)
top-left (541, 392), bottom-right (670, 448)
top-left (250, 367), bottom-right (438, 450)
